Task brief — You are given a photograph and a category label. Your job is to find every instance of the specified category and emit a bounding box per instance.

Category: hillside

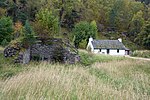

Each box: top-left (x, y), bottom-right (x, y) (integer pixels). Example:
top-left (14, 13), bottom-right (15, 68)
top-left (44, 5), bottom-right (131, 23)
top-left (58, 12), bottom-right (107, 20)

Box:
top-left (97, 32), bottom-right (143, 51)
top-left (0, 52), bottom-right (150, 99)
top-left (0, 0), bottom-right (150, 99)
top-left (0, 0), bottom-right (150, 50)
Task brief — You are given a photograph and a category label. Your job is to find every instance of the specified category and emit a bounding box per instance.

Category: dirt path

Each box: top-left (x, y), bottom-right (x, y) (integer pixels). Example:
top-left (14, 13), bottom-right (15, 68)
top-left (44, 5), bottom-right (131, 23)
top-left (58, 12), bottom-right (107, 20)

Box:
top-left (125, 56), bottom-right (150, 61)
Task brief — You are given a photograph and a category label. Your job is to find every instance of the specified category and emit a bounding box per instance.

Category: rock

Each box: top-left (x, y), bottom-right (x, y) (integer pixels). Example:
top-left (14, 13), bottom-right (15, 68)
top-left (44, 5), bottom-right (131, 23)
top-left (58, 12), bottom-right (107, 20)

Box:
top-left (4, 38), bottom-right (80, 64)
top-left (4, 46), bottom-right (20, 57)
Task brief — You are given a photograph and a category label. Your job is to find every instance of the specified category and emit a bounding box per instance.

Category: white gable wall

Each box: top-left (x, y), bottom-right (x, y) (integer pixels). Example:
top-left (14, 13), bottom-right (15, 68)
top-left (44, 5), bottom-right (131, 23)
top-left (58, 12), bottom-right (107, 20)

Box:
top-left (86, 38), bottom-right (94, 52)
top-left (87, 42), bottom-right (94, 52)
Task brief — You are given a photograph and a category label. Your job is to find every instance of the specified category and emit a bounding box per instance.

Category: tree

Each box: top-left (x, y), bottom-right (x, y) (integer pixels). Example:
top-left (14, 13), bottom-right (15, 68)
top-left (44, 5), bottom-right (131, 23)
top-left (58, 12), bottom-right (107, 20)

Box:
top-left (41, 0), bottom-right (81, 30)
top-left (16, 0), bottom-right (28, 24)
top-left (1, 0), bottom-right (29, 24)
top-left (35, 8), bottom-right (59, 40)
top-left (21, 20), bottom-right (36, 48)
top-left (73, 21), bottom-right (98, 48)
top-left (135, 21), bottom-right (150, 49)
top-left (0, 17), bottom-right (13, 45)
top-left (108, 0), bottom-right (128, 30)
top-left (0, 8), bottom-right (6, 18)
top-left (129, 11), bottom-right (145, 38)
top-left (90, 20), bottom-right (98, 38)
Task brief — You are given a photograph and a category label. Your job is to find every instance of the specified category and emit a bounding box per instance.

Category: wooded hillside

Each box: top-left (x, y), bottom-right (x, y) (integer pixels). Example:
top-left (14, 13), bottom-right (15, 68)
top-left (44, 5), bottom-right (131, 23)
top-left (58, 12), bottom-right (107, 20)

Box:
top-left (0, 0), bottom-right (150, 50)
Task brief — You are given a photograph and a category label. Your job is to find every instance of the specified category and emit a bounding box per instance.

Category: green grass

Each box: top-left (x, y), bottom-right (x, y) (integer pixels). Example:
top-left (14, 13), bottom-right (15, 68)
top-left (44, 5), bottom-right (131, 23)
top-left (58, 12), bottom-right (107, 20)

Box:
top-left (79, 50), bottom-right (125, 66)
top-left (0, 46), bottom-right (4, 53)
top-left (0, 46), bottom-right (4, 50)
top-left (0, 51), bottom-right (150, 100)
top-left (0, 51), bottom-right (125, 79)
top-left (131, 50), bottom-right (150, 58)
top-left (0, 53), bottom-right (34, 80)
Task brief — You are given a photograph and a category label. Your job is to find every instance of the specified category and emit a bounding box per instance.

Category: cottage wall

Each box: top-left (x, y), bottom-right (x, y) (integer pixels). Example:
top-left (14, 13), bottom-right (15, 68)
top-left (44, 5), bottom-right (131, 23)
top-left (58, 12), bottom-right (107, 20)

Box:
top-left (93, 49), bottom-right (99, 53)
top-left (100, 49), bottom-right (107, 54)
top-left (109, 50), bottom-right (125, 55)
top-left (93, 49), bottom-right (126, 55)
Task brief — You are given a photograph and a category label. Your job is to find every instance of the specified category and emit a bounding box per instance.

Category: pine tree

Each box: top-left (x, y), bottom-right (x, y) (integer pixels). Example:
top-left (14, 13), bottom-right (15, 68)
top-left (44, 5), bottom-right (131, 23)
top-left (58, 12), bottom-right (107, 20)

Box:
top-left (21, 20), bottom-right (36, 48)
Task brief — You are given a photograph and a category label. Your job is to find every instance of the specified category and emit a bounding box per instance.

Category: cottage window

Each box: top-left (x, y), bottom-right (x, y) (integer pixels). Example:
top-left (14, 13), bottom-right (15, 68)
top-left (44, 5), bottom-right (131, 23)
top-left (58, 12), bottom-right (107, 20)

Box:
top-left (117, 49), bottom-right (119, 53)
top-left (107, 49), bottom-right (110, 54)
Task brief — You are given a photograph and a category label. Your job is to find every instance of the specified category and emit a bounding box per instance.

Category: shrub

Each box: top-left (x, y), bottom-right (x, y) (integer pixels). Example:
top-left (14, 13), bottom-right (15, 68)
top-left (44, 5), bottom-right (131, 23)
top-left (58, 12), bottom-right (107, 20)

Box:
top-left (79, 52), bottom-right (95, 66)
top-left (1, 39), bottom-right (9, 47)
top-left (79, 40), bottom-right (87, 49)
top-left (0, 17), bottom-right (13, 44)
top-left (132, 50), bottom-right (150, 58)
top-left (79, 50), bottom-right (125, 66)
top-left (35, 8), bottom-right (59, 40)
top-left (73, 21), bottom-right (98, 48)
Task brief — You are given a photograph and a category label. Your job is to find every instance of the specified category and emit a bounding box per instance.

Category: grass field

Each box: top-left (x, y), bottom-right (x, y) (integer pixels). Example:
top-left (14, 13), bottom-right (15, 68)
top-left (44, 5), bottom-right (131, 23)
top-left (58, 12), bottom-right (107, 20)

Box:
top-left (0, 52), bottom-right (150, 100)
top-left (0, 46), bottom-right (4, 54)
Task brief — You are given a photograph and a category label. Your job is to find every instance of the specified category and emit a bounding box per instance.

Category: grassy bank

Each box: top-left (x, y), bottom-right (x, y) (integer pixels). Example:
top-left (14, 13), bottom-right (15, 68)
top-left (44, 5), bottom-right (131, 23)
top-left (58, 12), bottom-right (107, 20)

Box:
top-left (0, 46), bottom-right (4, 53)
top-left (132, 50), bottom-right (150, 58)
top-left (0, 52), bottom-right (150, 99)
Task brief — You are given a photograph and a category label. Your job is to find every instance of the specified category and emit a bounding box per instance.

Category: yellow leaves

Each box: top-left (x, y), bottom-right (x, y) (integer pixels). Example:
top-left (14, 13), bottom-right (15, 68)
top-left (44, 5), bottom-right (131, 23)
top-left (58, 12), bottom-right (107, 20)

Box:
top-left (12, 21), bottom-right (23, 38)
top-left (0, 8), bottom-right (6, 17)
top-left (14, 21), bottom-right (23, 32)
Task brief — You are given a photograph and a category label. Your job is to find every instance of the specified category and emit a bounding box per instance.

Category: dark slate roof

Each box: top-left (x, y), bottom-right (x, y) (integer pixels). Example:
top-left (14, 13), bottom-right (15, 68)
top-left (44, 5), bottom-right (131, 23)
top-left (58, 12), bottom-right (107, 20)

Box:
top-left (91, 40), bottom-right (128, 50)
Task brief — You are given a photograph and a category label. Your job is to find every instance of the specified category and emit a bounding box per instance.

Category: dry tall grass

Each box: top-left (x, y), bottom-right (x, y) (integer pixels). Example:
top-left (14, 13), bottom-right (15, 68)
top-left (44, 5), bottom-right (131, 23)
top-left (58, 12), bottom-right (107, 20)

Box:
top-left (0, 59), bottom-right (150, 100)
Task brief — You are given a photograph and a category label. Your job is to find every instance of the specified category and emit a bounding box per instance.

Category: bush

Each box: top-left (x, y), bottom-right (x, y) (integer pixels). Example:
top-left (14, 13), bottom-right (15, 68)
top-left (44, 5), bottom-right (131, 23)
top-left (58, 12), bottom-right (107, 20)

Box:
top-left (79, 52), bottom-right (95, 66)
top-left (0, 17), bottom-right (13, 44)
top-left (1, 39), bottom-right (9, 47)
top-left (79, 40), bottom-right (87, 49)
top-left (73, 21), bottom-right (98, 48)
top-left (132, 50), bottom-right (150, 58)
top-left (79, 51), bottom-right (125, 66)
top-left (35, 8), bottom-right (59, 39)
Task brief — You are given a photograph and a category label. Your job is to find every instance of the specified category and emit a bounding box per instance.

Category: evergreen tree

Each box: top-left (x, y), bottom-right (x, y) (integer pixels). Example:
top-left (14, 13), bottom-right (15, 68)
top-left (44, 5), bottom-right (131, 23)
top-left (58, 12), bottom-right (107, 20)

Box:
top-left (0, 17), bottom-right (13, 44)
top-left (73, 21), bottom-right (97, 48)
top-left (21, 20), bottom-right (36, 48)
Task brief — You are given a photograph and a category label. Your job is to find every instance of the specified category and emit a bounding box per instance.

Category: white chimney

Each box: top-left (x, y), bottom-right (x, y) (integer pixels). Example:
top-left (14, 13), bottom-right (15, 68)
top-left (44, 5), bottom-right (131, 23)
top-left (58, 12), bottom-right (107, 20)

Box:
top-left (118, 38), bottom-right (122, 42)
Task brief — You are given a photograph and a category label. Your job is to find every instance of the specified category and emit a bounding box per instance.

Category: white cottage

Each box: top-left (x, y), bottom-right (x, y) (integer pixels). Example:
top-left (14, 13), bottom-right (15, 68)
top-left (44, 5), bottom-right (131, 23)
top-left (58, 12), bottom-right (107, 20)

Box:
top-left (87, 37), bottom-right (130, 56)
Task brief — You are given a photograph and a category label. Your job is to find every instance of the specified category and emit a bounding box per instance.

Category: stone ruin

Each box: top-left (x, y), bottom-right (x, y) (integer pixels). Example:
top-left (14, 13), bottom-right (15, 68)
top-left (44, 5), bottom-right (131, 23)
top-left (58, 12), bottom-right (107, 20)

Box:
top-left (4, 38), bottom-right (80, 64)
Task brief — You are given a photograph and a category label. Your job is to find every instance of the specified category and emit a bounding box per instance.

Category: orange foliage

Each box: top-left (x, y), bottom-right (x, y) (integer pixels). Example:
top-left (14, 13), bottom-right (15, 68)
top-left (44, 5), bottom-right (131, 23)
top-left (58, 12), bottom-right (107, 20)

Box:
top-left (12, 21), bottom-right (23, 38)
top-left (14, 21), bottom-right (23, 32)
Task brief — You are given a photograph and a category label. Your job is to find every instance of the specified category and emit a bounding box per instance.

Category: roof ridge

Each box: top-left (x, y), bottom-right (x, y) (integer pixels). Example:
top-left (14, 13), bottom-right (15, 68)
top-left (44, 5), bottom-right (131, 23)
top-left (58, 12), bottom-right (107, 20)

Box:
top-left (93, 40), bottom-right (119, 41)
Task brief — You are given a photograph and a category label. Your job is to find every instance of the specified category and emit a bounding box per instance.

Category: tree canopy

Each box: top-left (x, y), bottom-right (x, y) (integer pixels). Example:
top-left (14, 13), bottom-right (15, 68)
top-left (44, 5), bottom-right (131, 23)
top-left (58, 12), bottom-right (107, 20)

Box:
top-left (0, 0), bottom-right (150, 49)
